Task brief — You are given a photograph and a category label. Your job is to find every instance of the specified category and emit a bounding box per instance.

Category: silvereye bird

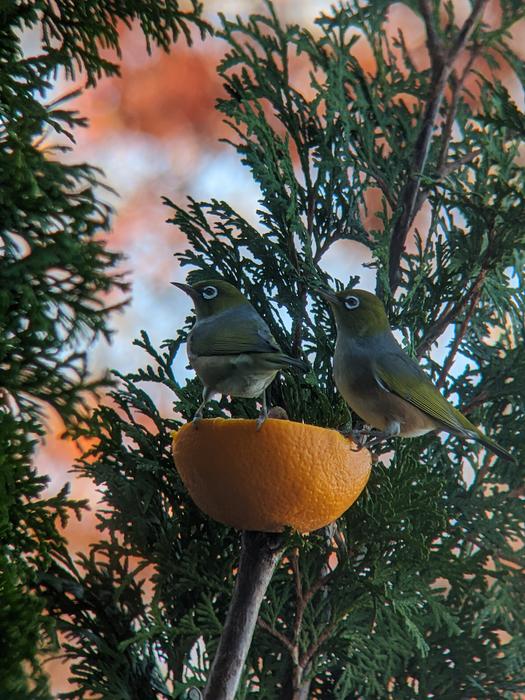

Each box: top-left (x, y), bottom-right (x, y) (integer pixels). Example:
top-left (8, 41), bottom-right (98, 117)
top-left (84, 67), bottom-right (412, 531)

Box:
top-left (173, 279), bottom-right (309, 427)
top-left (319, 288), bottom-right (514, 462)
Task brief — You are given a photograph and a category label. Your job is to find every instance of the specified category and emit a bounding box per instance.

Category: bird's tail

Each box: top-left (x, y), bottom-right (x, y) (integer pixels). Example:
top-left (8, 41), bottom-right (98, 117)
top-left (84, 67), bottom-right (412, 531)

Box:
top-left (268, 353), bottom-right (309, 373)
top-left (474, 429), bottom-right (516, 463)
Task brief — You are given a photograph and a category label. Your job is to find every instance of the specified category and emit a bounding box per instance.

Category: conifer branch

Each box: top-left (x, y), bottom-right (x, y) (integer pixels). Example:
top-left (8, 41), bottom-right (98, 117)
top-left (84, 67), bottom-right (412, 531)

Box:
top-left (508, 485), bottom-right (525, 499)
top-left (436, 48), bottom-right (480, 175)
top-left (436, 286), bottom-right (483, 389)
top-left (27, 2), bottom-right (525, 696)
top-left (438, 148), bottom-right (482, 179)
top-left (416, 269), bottom-right (487, 357)
top-left (299, 617), bottom-right (340, 670)
top-left (388, 0), bottom-right (489, 292)
top-left (258, 618), bottom-right (297, 659)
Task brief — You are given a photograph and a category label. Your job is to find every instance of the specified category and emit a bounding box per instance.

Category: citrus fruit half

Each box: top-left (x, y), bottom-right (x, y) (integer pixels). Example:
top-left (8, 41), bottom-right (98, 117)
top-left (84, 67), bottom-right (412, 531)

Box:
top-left (172, 418), bottom-right (371, 533)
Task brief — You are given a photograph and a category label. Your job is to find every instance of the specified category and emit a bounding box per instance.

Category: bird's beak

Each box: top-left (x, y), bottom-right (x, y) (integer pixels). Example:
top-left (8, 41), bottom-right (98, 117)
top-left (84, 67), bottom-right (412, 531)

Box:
top-left (313, 287), bottom-right (339, 305)
top-left (171, 281), bottom-right (199, 302)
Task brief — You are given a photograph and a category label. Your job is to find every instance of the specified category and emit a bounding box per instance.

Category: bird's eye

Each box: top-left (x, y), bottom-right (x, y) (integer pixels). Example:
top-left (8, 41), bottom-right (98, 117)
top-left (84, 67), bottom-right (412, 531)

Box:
top-left (201, 285), bottom-right (218, 300)
top-left (344, 295), bottom-right (360, 310)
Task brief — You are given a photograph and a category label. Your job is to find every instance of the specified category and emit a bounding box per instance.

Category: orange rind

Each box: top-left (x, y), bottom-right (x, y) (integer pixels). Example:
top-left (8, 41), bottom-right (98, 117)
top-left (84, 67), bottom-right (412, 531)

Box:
top-left (172, 418), bottom-right (371, 533)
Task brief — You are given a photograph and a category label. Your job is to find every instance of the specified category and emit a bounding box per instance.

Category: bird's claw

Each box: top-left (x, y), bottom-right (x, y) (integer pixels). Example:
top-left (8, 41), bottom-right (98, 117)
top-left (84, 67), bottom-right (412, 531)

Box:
top-left (256, 412), bottom-right (267, 431)
top-left (192, 414), bottom-right (203, 430)
top-left (350, 427), bottom-right (370, 449)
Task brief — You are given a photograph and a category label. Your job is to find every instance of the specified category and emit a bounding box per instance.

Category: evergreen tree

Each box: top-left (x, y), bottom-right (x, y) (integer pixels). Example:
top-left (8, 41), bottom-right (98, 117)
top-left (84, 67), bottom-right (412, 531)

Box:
top-left (0, 2), bottom-right (208, 697)
top-left (39, 1), bottom-right (525, 697)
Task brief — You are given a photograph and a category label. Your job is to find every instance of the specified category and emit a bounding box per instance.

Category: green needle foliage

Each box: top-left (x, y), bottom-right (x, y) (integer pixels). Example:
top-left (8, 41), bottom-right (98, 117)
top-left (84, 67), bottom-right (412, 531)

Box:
top-left (39, 1), bottom-right (524, 698)
top-left (0, 1), bottom-right (209, 697)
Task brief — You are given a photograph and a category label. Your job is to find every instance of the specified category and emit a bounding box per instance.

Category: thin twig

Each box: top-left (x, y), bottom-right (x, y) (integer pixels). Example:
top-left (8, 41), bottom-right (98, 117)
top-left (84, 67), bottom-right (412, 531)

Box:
top-left (508, 485), bottom-right (525, 499)
top-left (290, 548), bottom-right (303, 600)
top-left (410, 52), bottom-right (480, 216)
top-left (257, 617), bottom-right (297, 659)
top-left (303, 569), bottom-right (336, 606)
top-left (419, 0), bottom-right (445, 70)
top-left (388, 68), bottom-right (449, 291)
top-left (462, 388), bottom-right (490, 415)
top-left (436, 48), bottom-right (480, 174)
top-left (438, 148), bottom-right (481, 179)
top-left (497, 552), bottom-right (525, 573)
top-left (436, 285), bottom-right (482, 389)
top-left (471, 453), bottom-right (494, 492)
top-left (368, 166), bottom-right (396, 209)
top-left (260, 547), bottom-right (340, 697)
top-left (299, 618), bottom-right (340, 670)
top-left (416, 269), bottom-right (487, 357)
top-left (449, 1), bottom-right (488, 64)
top-left (290, 550), bottom-right (305, 643)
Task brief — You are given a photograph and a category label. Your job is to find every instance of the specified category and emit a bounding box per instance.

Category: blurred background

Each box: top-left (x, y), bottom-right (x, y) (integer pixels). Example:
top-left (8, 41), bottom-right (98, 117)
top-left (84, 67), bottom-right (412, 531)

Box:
top-left (35, 1), bottom-right (523, 691)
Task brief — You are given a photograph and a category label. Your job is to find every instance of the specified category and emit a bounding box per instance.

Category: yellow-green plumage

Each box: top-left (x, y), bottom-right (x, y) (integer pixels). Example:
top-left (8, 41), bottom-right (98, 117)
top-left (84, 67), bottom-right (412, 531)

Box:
top-left (321, 288), bottom-right (514, 462)
top-left (173, 279), bottom-right (308, 425)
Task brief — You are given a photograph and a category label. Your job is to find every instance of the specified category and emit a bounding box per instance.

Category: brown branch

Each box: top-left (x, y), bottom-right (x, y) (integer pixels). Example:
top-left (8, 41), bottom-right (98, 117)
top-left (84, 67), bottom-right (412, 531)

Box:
top-left (291, 549), bottom-right (303, 601)
top-left (419, 0), bottom-right (445, 70)
top-left (303, 569), bottom-right (336, 607)
top-left (436, 48), bottom-right (480, 174)
top-left (497, 552), bottom-right (525, 572)
top-left (299, 618), bottom-right (340, 670)
top-left (463, 533), bottom-right (525, 573)
top-left (449, 0), bottom-right (488, 64)
top-left (462, 388), bottom-right (490, 415)
top-left (204, 531), bottom-right (284, 700)
top-left (435, 285), bottom-right (483, 389)
top-left (290, 550), bottom-right (335, 647)
top-left (416, 269), bottom-right (487, 357)
top-left (290, 674), bottom-right (312, 700)
top-left (411, 49), bottom-right (480, 217)
top-left (257, 617), bottom-right (297, 659)
top-left (266, 548), bottom-right (339, 698)
top-left (469, 452), bottom-right (494, 493)
top-left (508, 485), bottom-right (525, 499)
top-left (388, 69), bottom-right (449, 291)
top-left (388, 0), bottom-right (489, 292)
top-left (368, 166), bottom-right (396, 209)
top-left (290, 550), bottom-right (304, 643)
top-left (438, 148), bottom-right (482, 179)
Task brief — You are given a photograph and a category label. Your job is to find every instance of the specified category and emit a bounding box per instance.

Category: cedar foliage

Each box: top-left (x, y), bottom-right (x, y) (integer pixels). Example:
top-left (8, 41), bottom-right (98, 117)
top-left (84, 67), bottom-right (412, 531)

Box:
top-left (0, 1), bottom-right (208, 697)
top-left (28, 0), bottom-right (525, 697)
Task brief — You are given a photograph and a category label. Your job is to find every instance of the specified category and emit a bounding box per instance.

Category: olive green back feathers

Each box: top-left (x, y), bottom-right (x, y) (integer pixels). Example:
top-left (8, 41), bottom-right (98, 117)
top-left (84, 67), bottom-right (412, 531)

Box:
top-left (323, 287), bottom-right (515, 463)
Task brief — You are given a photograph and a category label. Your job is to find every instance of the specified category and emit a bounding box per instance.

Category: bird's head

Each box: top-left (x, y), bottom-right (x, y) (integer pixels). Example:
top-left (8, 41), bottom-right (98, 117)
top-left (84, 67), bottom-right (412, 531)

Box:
top-left (317, 288), bottom-right (390, 337)
top-left (172, 279), bottom-right (251, 319)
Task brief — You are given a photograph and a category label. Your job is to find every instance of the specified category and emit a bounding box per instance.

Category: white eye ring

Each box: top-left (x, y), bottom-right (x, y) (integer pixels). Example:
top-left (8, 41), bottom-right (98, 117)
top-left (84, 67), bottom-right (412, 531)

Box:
top-left (201, 285), bottom-right (218, 300)
top-left (344, 295), bottom-right (360, 310)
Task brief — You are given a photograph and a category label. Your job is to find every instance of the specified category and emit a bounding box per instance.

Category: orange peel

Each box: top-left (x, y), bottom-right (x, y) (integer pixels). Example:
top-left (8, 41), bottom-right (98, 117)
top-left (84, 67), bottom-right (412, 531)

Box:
top-left (172, 418), bottom-right (371, 533)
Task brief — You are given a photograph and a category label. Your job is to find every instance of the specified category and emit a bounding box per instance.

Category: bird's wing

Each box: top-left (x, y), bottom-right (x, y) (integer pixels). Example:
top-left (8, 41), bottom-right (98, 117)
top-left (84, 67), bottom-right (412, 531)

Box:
top-left (189, 308), bottom-right (281, 356)
top-left (372, 351), bottom-right (474, 435)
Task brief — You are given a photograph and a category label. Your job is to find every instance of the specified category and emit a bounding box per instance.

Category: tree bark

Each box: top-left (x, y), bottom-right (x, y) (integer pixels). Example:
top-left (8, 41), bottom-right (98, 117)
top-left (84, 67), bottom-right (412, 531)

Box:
top-left (203, 530), bottom-right (284, 700)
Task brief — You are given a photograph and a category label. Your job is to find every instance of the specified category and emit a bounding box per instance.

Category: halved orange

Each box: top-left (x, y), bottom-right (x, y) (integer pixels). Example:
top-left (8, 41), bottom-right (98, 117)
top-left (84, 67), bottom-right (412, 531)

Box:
top-left (172, 418), bottom-right (371, 533)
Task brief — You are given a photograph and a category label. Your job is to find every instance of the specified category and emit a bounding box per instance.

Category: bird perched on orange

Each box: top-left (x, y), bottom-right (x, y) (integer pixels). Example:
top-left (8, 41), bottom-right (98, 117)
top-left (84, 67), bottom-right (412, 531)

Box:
top-left (319, 287), bottom-right (515, 462)
top-left (173, 279), bottom-right (308, 427)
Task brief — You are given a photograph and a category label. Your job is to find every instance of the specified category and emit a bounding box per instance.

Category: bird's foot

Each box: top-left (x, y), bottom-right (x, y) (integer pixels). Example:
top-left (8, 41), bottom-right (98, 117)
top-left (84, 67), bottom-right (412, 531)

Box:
top-left (256, 410), bottom-right (268, 431)
top-left (350, 425), bottom-right (372, 450)
top-left (191, 413), bottom-right (203, 429)
top-left (349, 426), bottom-right (395, 450)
